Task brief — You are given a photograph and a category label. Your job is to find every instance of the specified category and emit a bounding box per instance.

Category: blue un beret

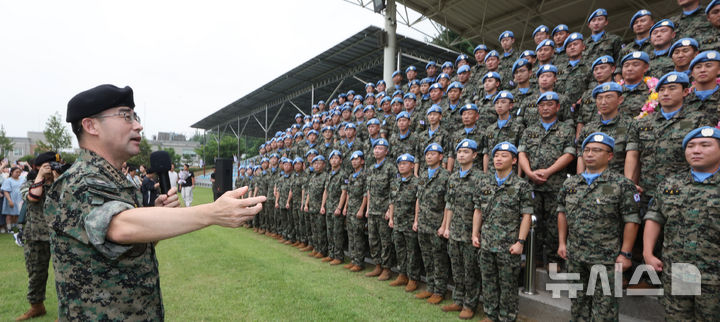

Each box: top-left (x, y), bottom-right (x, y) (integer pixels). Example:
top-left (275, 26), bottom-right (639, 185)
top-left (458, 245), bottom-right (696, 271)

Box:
top-left (405, 65), bottom-right (417, 73)
top-left (424, 142), bottom-right (444, 154)
top-left (592, 82), bottom-right (623, 98)
top-left (621, 51), bottom-right (650, 65)
top-left (493, 91), bottom-right (514, 104)
top-left (429, 83), bottom-right (444, 91)
top-left (588, 8), bottom-right (608, 23)
top-left (345, 122), bottom-right (357, 130)
top-left (367, 118), bottom-right (380, 126)
top-left (373, 138), bottom-right (389, 147)
top-left (512, 58), bottom-right (531, 75)
top-left (533, 25), bottom-right (549, 37)
top-left (536, 64), bottom-right (558, 77)
top-left (459, 103), bottom-right (479, 114)
top-left (520, 50), bottom-right (536, 59)
top-left (552, 24), bottom-right (568, 36)
top-left (363, 105), bottom-right (375, 113)
top-left (484, 50), bottom-right (500, 63)
top-left (425, 61), bottom-right (437, 69)
top-left (403, 93), bottom-right (417, 100)
top-left (437, 73), bottom-right (451, 80)
top-left (682, 126), bottom-right (720, 149)
top-left (707, 0), bottom-right (720, 14)
top-left (582, 132), bottom-right (615, 150)
top-left (396, 111), bottom-right (411, 120)
top-left (455, 54), bottom-right (469, 66)
top-left (690, 50), bottom-right (720, 70)
top-left (312, 155), bottom-right (326, 163)
top-left (630, 9), bottom-right (652, 28)
top-left (592, 55), bottom-right (615, 70)
top-left (280, 157), bottom-right (291, 164)
top-left (329, 150), bottom-right (342, 159)
top-left (482, 71), bottom-right (502, 83)
top-left (392, 70), bottom-right (401, 78)
top-left (498, 30), bottom-right (514, 42)
top-left (350, 150), bottom-right (364, 160)
top-left (391, 97), bottom-right (403, 105)
top-left (536, 39), bottom-right (555, 52)
top-left (650, 19), bottom-right (675, 34)
top-left (426, 104), bottom-right (442, 115)
top-left (491, 142), bottom-right (518, 157)
top-left (455, 138), bottom-right (478, 152)
top-left (474, 44), bottom-right (488, 53)
top-left (563, 32), bottom-right (584, 48)
top-left (447, 81), bottom-right (464, 92)
top-left (66, 84), bottom-right (135, 123)
top-left (293, 157), bottom-right (304, 164)
top-left (441, 61), bottom-right (454, 69)
top-left (457, 65), bottom-right (471, 74)
top-left (536, 91), bottom-right (560, 105)
top-left (655, 72), bottom-right (690, 91)
top-left (396, 153), bottom-right (415, 164)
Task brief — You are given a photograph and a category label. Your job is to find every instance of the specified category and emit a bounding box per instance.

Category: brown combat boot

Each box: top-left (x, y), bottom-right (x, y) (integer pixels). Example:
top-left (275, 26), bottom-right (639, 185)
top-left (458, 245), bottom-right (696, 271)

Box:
top-left (15, 303), bottom-right (46, 321)
top-left (314, 252), bottom-right (325, 259)
top-left (329, 259), bottom-right (343, 265)
top-left (350, 264), bottom-right (364, 272)
top-left (405, 279), bottom-right (418, 292)
top-left (308, 250), bottom-right (318, 257)
top-left (283, 240), bottom-right (293, 245)
top-left (343, 263), bottom-right (354, 269)
top-left (441, 303), bottom-right (462, 312)
top-left (479, 318), bottom-right (493, 322)
top-left (377, 268), bottom-right (392, 281)
top-left (415, 290), bottom-right (432, 299)
top-left (458, 308), bottom-right (474, 319)
top-left (365, 264), bottom-right (382, 277)
top-left (427, 293), bottom-right (444, 304)
top-left (301, 246), bottom-right (312, 252)
top-left (389, 274), bottom-right (408, 286)
top-left (321, 256), bottom-right (332, 262)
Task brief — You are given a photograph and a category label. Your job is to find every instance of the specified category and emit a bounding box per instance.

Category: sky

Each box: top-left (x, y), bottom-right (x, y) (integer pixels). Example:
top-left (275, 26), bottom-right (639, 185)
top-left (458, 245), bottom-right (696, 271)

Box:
top-left (0, 0), bottom-right (436, 142)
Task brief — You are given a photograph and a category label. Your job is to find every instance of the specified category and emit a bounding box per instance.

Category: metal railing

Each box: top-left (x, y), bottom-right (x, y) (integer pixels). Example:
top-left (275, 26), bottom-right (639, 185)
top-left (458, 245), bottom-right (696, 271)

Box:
top-left (523, 214), bottom-right (537, 295)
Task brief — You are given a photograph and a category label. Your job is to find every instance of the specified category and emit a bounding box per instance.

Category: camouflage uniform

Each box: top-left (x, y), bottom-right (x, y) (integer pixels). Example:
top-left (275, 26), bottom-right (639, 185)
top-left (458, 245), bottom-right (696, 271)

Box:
top-left (234, 174), bottom-right (243, 189)
top-left (475, 173), bottom-right (534, 322)
top-left (318, 140), bottom-right (335, 159)
top-left (648, 53), bottom-right (675, 79)
top-left (583, 32), bottom-right (623, 62)
top-left (254, 170), bottom-right (269, 229)
top-left (448, 127), bottom-right (485, 171)
top-left (441, 101), bottom-right (464, 135)
top-left (306, 169), bottom-right (328, 256)
top-left (388, 131), bottom-right (421, 164)
top-left (20, 181), bottom-right (52, 305)
top-left (44, 149), bottom-right (163, 321)
top-left (390, 175), bottom-right (420, 280)
top-left (517, 91), bottom-right (573, 127)
top-left (698, 26), bottom-right (720, 52)
top-left (416, 166), bottom-right (451, 295)
top-left (620, 81), bottom-right (651, 119)
top-left (476, 91), bottom-right (499, 129)
top-left (671, 6), bottom-right (715, 40)
top-left (416, 125), bottom-right (450, 168)
top-left (556, 60), bottom-right (592, 120)
top-left (366, 158), bottom-right (397, 269)
top-left (575, 81), bottom-right (600, 126)
top-left (345, 168), bottom-right (368, 267)
top-left (337, 139), bottom-right (360, 174)
top-left (644, 172), bottom-right (720, 320)
top-left (556, 171), bottom-right (641, 321)
top-left (362, 136), bottom-right (380, 169)
top-left (324, 168), bottom-right (347, 260)
top-left (684, 88), bottom-right (720, 124)
top-left (265, 168), bottom-right (279, 233)
top-left (518, 120), bottom-right (576, 263)
top-left (446, 167), bottom-right (482, 310)
top-left (483, 116), bottom-right (525, 173)
top-left (577, 113), bottom-right (640, 174)
top-left (290, 171), bottom-right (307, 245)
top-left (499, 51), bottom-right (520, 88)
top-left (619, 39), bottom-right (653, 59)
top-left (634, 109), bottom-right (713, 202)
top-left (509, 87), bottom-right (535, 118)
top-left (276, 172), bottom-right (293, 240)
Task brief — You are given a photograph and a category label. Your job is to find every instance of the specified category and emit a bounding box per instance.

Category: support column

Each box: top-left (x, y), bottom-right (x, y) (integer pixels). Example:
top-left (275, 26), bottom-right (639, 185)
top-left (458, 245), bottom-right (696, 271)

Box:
top-left (383, 0), bottom-right (397, 86)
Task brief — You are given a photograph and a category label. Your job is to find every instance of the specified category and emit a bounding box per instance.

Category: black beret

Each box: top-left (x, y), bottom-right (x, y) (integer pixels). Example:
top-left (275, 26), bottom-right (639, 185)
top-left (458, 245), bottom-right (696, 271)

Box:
top-left (35, 151), bottom-right (59, 166)
top-left (66, 84), bottom-right (135, 123)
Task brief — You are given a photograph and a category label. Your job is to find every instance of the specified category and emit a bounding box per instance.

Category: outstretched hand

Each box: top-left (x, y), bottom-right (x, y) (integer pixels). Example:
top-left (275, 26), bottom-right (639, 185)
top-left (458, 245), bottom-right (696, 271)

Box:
top-left (211, 187), bottom-right (266, 228)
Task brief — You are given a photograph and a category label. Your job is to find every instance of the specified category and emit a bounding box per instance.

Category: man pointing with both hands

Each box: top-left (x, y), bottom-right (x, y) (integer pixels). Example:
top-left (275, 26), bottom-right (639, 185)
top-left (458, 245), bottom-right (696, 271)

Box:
top-left (44, 84), bottom-right (266, 321)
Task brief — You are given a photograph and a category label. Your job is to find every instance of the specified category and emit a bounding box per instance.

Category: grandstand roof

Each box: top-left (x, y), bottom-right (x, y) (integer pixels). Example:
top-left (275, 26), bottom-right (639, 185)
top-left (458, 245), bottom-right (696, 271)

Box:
top-left (397, 0), bottom-right (677, 49)
top-left (191, 25), bottom-right (460, 138)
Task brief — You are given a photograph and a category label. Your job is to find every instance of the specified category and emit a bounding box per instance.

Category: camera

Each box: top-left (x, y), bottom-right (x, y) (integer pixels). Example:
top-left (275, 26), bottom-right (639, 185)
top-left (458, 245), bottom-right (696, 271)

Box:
top-left (50, 161), bottom-right (72, 174)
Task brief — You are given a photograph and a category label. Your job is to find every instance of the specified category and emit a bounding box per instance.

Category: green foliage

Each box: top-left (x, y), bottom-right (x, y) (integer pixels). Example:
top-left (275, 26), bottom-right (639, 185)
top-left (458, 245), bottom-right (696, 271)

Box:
top-left (0, 125), bottom-right (13, 159)
top-left (60, 152), bottom-right (78, 165)
top-left (36, 112), bottom-right (72, 152)
top-left (162, 147), bottom-right (182, 166)
top-left (127, 137), bottom-right (152, 167)
top-left (18, 155), bottom-right (34, 162)
top-left (430, 27), bottom-right (474, 56)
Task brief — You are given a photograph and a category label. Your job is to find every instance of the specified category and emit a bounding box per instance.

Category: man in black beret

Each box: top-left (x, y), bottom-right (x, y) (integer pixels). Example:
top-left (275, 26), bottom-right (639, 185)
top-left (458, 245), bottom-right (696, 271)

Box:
top-left (44, 84), bottom-right (267, 321)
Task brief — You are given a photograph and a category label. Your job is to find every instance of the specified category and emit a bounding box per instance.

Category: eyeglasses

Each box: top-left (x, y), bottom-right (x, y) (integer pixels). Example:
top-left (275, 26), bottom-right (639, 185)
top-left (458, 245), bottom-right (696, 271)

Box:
top-left (583, 147), bottom-right (611, 154)
top-left (94, 109), bottom-right (141, 124)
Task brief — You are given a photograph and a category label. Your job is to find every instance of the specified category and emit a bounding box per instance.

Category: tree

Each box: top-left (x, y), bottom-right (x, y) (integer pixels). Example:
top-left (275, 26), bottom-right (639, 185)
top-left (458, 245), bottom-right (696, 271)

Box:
top-left (36, 112), bottom-right (72, 152)
top-left (430, 27), bottom-right (474, 56)
top-left (127, 137), bottom-right (152, 168)
top-left (0, 125), bottom-right (13, 159)
top-left (164, 147), bottom-right (182, 166)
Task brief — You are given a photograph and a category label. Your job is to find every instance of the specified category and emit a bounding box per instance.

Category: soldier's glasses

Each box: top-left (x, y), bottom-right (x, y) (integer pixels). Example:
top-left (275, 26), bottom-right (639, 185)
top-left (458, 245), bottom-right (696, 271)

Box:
top-left (582, 147), bottom-right (611, 154)
top-left (94, 109), bottom-right (141, 124)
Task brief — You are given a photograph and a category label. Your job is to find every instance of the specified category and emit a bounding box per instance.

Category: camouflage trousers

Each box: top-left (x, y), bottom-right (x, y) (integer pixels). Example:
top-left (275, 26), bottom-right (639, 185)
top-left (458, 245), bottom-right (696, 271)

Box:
top-left (480, 249), bottom-right (522, 322)
top-left (325, 213), bottom-right (335, 258)
top-left (418, 232), bottom-right (450, 294)
top-left (533, 190), bottom-right (562, 265)
top-left (347, 211), bottom-right (367, 266)
top-left (568, 261), bottom-right (618, 322)
top-left (393, 229), bottom-right (422, 280)
top-left (330, 214), bottom-right (346, 260)
top-left (662, 271), bottom-right (720, 321)
top-left (448, 239), bottom-right (480, 309)
top-left (277, 207), bottom-right (288, 239)
top-left (298, 208), bottom-right (311, 244)
top-left (312, 213), bottom-right (328, 256)
top-left (23, 240), bottom-right (51, 303)
top-left (368, 214), bottom-right (396, 268)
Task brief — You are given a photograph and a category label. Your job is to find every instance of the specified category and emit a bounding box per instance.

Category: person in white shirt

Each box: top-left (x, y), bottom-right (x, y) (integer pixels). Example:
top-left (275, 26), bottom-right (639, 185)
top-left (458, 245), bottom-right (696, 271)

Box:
top-left (168, 163), bottom-right (179, 191)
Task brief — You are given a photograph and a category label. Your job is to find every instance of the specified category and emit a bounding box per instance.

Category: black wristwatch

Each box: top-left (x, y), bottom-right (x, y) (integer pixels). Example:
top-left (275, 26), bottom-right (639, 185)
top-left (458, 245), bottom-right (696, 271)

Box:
top-left (619, 251), bottom-right (632, 259)
top-left (516, 239), bottom-right (526, 245)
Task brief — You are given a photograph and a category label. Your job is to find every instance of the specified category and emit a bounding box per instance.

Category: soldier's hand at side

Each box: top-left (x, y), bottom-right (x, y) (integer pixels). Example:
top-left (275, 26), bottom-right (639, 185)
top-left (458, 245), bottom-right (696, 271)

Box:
top-left (437, 227), bottom-right (444, 237)
top-left (285, 202), bottom-right (290, 209)
top-left (320, 206), bottom-right (326, 215)
top-left (643, 254), bottom-right (663, 272)
top-left (509, 242), bottom-right (523, 255)
top-left (210, 187), bottom-right (266, 227)
top-left (412, 221), bottom-right (417, 232)
top-left (615, 255), bottom-right (632, 272)
top-left (334, 208), bottom-right (341, 216)
top-left (635, 185), bottom-right (644, 194)
top-left (557, 244), bottom-right (568, 260)
top-left (356, 210), bottom-right (363, 219)
top-left (442, 229), bottom-right (449, 239)
top-left (275, 202), bottom-right (279, 209)
top-left (388, 218), bottom-right (394, 228)
top-left (155, 187), bottom-right (180, 208)
top-left (304, 205), bottom-right (309, 212)
top-left (472, 235), bottom-right (480, 248)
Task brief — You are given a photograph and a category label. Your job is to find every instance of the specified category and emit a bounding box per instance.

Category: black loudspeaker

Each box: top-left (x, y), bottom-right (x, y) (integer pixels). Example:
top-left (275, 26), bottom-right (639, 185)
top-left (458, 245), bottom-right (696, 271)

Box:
top-left (214, 158), bottom-right (234, 198)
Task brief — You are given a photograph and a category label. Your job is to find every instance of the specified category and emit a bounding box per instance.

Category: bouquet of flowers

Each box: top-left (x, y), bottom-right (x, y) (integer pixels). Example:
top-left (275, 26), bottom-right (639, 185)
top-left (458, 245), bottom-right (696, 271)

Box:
top-left (624, 76), bottom-right (659, 120)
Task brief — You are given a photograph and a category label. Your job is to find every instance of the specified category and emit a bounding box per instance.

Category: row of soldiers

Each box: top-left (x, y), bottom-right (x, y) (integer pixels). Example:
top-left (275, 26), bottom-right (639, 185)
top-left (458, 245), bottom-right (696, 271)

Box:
top-left (228, 2), bottom-right (720, 320)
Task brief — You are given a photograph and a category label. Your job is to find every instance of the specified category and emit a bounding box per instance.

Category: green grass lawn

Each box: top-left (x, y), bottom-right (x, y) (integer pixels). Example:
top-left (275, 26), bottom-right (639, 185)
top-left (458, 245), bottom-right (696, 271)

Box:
top-left (0, 187), bottom-right (472, 321)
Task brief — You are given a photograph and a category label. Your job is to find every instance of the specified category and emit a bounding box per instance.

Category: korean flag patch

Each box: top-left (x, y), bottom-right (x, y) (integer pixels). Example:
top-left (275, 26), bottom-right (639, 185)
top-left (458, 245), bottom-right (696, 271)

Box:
top-left (633, 193), bottom-right (641, 203)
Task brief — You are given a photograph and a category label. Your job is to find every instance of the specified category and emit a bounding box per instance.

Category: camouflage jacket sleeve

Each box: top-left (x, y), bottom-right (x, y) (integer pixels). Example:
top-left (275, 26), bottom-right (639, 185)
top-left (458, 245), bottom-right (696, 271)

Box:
top-left (555, 178), bottom-right (570, 214)
top-left (618, 176), bottom-right (641, 224)
top-left (519, 179), bottom-right (534, 215)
